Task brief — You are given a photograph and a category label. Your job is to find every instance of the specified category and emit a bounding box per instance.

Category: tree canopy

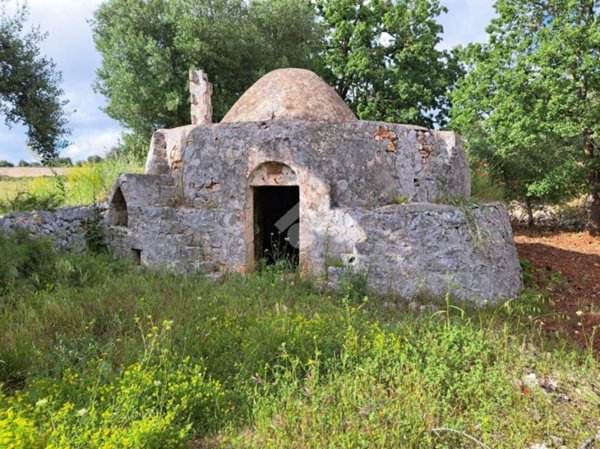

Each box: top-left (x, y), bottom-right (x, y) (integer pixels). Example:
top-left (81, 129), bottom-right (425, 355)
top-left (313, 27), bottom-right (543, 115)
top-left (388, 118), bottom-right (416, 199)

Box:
top-left (92, 0), bottom-right (459, 141)
top-left (92, 0), bottom-right (323, 137)
top-left (451, 0), bottom-right (600, 231)
top-left (317, 0), bottom-right (460, 128)
top-left (0, 2), bottom-right (69, 163)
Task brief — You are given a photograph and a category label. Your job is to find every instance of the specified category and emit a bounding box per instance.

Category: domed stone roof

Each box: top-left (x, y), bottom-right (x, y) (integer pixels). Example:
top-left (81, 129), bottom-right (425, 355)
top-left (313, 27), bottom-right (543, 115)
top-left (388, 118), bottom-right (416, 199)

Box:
top-left (221, 68), bottom-right (357, 123)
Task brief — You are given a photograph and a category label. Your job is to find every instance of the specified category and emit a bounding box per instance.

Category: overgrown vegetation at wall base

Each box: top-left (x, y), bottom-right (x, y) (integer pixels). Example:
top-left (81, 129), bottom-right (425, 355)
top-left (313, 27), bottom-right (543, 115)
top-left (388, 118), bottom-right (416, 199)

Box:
top-left (0, 232), bottom-right (599, 448)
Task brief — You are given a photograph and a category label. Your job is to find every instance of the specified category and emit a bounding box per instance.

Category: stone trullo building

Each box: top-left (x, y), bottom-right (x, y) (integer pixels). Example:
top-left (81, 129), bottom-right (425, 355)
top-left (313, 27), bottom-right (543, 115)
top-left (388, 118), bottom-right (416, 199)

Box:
top-left (105, 68), bottom-right (522, 302)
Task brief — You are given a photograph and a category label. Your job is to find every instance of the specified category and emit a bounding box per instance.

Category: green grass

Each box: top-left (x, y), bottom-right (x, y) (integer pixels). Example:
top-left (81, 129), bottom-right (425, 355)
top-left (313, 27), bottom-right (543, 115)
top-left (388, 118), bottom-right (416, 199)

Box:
top-left (0, 158), bottom-right (143, 214)
top-left (0, 176), bottom-right (31, 203)
top-left (0, 232), bottom-right (599, 448)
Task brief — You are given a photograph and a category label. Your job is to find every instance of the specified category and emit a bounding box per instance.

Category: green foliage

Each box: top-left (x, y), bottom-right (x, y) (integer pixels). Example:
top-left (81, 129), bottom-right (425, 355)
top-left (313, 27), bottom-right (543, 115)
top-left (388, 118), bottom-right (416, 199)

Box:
top-left (0, 2), bottom-right (69, 163)
top-left (0, 176), bottom-right (29, 204)
top-left (315, 0), bottom-right (462, 127)
top-left (17, 160), bottom-right (41, 167)
top-left (0, 233), bottom-right (598, 447)
top-left (337, 267), bottom-right (369, 302)
top-left (0, 190), bottom-right (63, 214)
top-left (0, 230), bottom-right (122, 298)
top-left (91, 0), bottom-right (321, 136)
top-left (84, 203), bottom-right (107, 255)
top-left (29, 158), bottom-right (142, 206)
top-left (234, 324), bottom-right (512, 447)
top-left (0, 229), bottom-right (56, 295)
top-left (52, 157), bottom-right (73, 167)
top-left (0, 158), bottom-right (143, 214)
top-left (520, 258), bottom-right (534, 287)
top-left (450, 0), bottom-right (600, 213)
top-left (62, 157), bottom-right (143, 204)
top-left (0, 322), bottom-right (224, 449)
top-left (92, 0), bottom-right (461, 137)
top-left (105, 132), bottom-right (150, 165)
top-left (0, 160), bottom-right (14, 167)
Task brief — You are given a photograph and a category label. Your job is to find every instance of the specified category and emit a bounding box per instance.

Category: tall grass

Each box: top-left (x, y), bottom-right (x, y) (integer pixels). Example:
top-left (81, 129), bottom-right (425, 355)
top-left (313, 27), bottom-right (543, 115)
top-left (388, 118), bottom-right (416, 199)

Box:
top-left (0, 158), bottom-right (143, 214)
top-left (62, 157), bottom-right (143, 204)
top-left (471, 161), bottom-right (505, 202)
top-left (0, 232), bottom-right (598, 448)
top-left (0, 176), bottom-right (29, 203)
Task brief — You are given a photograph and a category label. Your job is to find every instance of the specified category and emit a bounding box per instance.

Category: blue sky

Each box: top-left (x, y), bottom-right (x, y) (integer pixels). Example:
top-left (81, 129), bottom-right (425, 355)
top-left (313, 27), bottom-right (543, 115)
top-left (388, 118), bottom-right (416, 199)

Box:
top-left (0, 0), bottom-right (496, 164)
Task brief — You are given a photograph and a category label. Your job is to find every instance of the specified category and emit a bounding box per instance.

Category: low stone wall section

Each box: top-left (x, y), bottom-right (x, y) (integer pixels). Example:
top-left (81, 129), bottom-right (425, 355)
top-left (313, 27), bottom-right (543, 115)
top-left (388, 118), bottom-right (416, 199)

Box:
top-left (0, 205), bottom-right (106, 251)
top-left (508, 200), bottom-right (589, 230)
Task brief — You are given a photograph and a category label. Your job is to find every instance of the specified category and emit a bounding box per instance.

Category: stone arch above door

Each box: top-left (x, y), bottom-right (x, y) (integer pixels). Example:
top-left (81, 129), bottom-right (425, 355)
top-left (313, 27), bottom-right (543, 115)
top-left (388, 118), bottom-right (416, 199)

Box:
top-left (248, 161), bottom-right (297, 187)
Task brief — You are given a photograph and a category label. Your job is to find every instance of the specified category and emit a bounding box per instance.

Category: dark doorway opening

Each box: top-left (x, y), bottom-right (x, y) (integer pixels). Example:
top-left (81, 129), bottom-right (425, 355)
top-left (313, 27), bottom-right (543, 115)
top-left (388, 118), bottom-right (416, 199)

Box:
top-left (254, 186), bottom-right (299, 266)
top-left (131, 248), bottom-right (142, 265)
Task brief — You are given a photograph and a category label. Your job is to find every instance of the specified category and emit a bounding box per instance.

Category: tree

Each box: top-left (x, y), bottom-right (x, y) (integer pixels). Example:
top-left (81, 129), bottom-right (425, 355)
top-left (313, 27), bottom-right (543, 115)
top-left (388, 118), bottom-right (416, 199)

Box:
top-left (92, 0), bottom-right (460, 149)
top-left (451, 0), bottom-right (600, 232)
top-left (92, 0), bottom-right (321, 138)
top-left (315, 0), bottom-right (461, 128)
top-left (53, 156), bottom-right (73, 167)
top-left (0, 2), bottom-right (69, 163)
top-left (87, 155), bottom-right (103, 164)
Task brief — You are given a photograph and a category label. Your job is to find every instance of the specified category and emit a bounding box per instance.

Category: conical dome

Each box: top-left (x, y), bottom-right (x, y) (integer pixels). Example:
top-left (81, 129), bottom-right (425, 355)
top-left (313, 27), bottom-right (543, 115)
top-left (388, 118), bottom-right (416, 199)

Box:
top-left (221, 68), bottom-right (357, 123)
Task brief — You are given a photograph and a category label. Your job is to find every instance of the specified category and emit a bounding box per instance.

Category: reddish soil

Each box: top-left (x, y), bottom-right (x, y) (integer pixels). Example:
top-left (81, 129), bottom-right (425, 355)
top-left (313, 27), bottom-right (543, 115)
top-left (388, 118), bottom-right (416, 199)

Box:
top-left (514, 228), bottom-right (600, 354)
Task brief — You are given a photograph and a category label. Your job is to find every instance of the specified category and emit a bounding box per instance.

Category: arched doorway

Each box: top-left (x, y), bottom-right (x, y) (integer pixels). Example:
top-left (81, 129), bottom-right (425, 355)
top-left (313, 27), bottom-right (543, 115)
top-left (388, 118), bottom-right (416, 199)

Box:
top-left (246, 162), bottom-right (299, 268)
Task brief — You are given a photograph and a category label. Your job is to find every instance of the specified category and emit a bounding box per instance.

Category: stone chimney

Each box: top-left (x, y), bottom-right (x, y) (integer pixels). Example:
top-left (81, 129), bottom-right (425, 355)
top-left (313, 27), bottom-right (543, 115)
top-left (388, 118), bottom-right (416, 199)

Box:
top-left (189, 69), bottom-right (213, 125)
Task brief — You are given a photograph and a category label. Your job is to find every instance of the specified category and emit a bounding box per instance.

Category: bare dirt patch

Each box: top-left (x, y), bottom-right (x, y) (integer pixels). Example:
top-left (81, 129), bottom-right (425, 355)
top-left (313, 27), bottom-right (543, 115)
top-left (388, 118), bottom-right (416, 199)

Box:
top-left (515, 228), bottom-right (600, 354)
top-left (0, 167), bottom-right (72, 178)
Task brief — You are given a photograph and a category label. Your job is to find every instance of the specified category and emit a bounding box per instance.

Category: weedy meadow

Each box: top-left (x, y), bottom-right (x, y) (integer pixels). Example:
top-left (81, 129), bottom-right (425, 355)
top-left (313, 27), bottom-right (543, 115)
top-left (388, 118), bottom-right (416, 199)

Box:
top-left (0, 230), bottom-right (599, 448)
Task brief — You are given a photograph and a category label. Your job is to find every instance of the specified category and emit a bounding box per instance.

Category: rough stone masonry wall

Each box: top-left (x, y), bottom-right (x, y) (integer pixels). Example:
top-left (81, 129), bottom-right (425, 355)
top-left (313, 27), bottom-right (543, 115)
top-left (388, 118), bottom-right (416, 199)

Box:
top-left (144, 120), bottom-right (471, 206)
top-left (327, 203), bottom-right (522, 302)
top-left (0, 205), bottom-right (105, 251)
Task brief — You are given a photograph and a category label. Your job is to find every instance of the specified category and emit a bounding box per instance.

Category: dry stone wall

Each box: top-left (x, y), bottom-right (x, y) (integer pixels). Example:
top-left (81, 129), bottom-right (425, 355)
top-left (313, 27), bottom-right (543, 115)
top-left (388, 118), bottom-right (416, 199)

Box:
top-left (0, 205), bottom-right (105, 251)
top-left (508, 200), bottom-right (588, 230)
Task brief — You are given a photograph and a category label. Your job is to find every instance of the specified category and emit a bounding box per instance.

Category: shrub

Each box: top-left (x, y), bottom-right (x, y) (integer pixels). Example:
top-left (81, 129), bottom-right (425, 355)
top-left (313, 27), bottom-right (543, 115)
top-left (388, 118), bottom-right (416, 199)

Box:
top-left (0, 191), bottom-right (64, 214)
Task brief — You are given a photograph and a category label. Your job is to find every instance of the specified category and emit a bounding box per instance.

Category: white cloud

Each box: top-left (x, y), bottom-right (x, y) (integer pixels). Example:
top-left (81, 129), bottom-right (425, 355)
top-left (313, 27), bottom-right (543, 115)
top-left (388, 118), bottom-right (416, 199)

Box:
top-left (64, 128), bottom-right (122, 160)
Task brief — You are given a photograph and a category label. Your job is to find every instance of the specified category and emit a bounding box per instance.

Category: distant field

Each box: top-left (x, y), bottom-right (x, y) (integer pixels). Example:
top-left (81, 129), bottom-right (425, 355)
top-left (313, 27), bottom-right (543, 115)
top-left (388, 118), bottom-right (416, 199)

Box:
top-left (0, 159), bottom-right (143, 213)
top-left (0, 167), bottom-right (72, 177)
top-left (0, 175), bottom-right (31, 202)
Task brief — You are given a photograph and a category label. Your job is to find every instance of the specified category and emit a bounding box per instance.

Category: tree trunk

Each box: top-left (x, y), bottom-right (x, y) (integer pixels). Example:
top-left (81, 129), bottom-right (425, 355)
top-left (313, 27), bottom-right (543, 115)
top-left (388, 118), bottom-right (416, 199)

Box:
top-left (589, 195), bottom-right (600, 236)
top-left (584, 128), bottom-right (600, 235)
top-left (525, 197), bottom-right (535, 227)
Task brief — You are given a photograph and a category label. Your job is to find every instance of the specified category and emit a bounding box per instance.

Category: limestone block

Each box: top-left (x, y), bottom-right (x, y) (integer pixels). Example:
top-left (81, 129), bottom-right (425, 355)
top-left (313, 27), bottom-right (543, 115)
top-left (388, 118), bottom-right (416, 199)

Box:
top-left (189, 69), bottom-right (213, 125)
top-left (334, 203), bottom-right (522, 302)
